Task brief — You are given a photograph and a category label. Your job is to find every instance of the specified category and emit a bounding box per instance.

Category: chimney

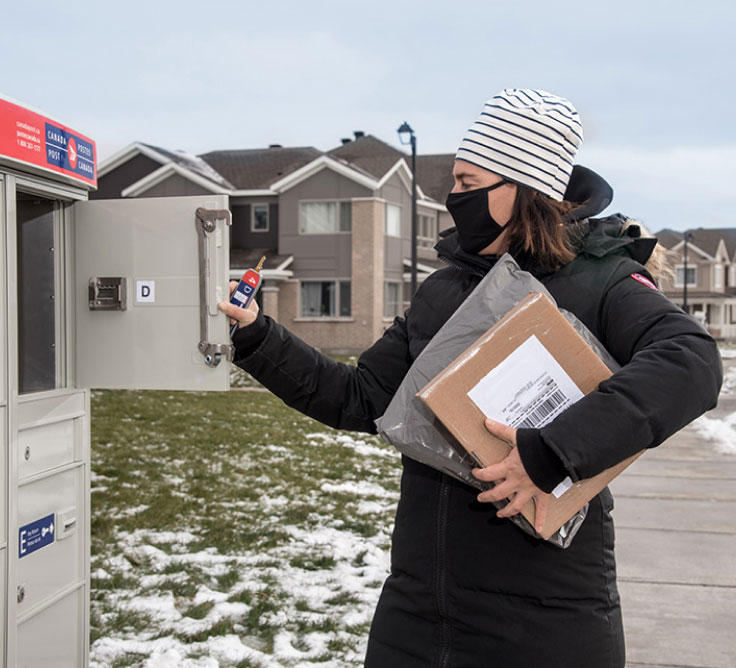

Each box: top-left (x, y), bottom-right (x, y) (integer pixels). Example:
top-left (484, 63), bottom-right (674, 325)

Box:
top-left (341, 137), bottom-right (351, 145)
top-left (354, 131), bottom-right (365, 139)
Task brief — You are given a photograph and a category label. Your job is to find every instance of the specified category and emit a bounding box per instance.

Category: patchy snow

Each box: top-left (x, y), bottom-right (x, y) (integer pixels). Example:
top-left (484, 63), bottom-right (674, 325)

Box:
top-left (692, 413), bottom-right (736, 454)
top-left (720, 364), bottom-right (736, 394)
top-left (92, 515), bottom-right (391, 667)
top-left (305, 432), bottom-right (400, 459)
top-left (320, 480), bottom-right (397, 498)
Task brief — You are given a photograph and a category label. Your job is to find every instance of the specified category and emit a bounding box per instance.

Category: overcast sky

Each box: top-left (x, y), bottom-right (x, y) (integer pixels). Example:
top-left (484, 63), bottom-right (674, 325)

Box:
top-left (3, 0), bottom-right (735, 232)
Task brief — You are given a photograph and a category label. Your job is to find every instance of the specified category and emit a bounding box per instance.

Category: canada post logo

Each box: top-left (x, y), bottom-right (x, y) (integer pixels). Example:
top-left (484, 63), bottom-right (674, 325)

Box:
top-left (45, 122), bottom-right (95, 179)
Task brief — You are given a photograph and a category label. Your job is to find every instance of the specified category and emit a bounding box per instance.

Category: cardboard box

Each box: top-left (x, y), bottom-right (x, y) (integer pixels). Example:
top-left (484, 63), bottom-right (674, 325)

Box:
top-left (417, 291), bottom-right (641, 540)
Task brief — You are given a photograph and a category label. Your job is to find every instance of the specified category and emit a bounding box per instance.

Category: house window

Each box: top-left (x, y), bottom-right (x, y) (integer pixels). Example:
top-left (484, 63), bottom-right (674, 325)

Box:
top-left (384, 281), bottom-right (402, 318)
top-left (675, 266), bottom-right (696, 288)
top-left (714, 264), bottom-right (724, 290)
top-left (385, 204), bottom-right (401, 237)
top-left (300, 201), bottom-right (352, 234)
top-left (252, 204), bottom-right (269, 232)
top-left (300, 280), bottom-right (351, 317)
top-left (418, 213), bottom-right (436, 248)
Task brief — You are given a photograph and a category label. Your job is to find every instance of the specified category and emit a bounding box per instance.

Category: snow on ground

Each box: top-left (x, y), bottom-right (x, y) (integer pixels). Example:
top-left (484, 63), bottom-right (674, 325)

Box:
top-left (692, 413), bottom-right (736, 454)
top-left (89, 402), bottom-right (399, 668)
top-left (691, 352), bottom-right (736, 454)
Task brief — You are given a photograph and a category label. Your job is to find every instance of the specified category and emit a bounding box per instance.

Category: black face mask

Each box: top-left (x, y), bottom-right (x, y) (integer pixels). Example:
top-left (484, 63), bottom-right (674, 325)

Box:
top-left (445, 180), bottom-right (509, 254)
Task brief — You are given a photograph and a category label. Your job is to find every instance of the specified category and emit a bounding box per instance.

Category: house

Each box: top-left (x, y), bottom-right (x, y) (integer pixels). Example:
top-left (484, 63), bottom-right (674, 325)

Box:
top-left (94, 134), bottom-right (455, 352)
top-left (655, 228), bottom-right (736, 339)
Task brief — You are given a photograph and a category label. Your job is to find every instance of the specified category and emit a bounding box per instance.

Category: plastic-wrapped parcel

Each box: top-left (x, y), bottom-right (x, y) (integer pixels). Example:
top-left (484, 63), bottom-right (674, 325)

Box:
top-left (375, 254), bottom-right (620, 549)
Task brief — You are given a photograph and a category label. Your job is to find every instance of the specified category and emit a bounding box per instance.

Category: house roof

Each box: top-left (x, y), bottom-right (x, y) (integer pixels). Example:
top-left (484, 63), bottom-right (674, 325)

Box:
top-left (683, 229), bottom-right (727, 257)
top-left (655, 228), bottom-right (683, 249)
top-left (101, 134), bottom-right (454, 203)
top-left (656, 227), bottom-right (736, 262)
top-left (415, 154), bottom-right (455, 203)
top-left (199, 147), bottom-right (323, 190)
top-left (141, 143), bottom-right (235, 189)
top-left (717, 228), bottom-right (736, 259)
top-left (326, 135), bottom-right (407, 180)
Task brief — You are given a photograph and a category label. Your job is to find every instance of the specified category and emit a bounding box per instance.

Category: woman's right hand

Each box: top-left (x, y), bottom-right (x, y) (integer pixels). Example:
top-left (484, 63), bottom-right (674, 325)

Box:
top-left (217, 280), bottom-right (260, 328)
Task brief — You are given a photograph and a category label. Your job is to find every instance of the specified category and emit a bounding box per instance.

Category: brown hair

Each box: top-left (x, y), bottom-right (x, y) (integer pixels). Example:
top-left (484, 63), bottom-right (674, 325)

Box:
top-left (504, 184), bottom-right (576, 270)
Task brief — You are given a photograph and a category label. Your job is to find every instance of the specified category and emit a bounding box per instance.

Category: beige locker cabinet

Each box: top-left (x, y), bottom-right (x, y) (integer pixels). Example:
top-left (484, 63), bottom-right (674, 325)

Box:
top-left (1, 96), bottom-right (235, 668)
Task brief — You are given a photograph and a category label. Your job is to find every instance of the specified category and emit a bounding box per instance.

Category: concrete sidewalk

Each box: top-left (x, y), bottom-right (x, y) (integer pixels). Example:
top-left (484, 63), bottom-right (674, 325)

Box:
top-left (611, 358), bottom-right (736, 668)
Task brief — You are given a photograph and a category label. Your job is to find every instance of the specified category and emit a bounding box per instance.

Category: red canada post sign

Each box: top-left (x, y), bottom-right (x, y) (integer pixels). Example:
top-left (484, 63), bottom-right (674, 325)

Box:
top-left (0, 96), bottom-right (97, 187)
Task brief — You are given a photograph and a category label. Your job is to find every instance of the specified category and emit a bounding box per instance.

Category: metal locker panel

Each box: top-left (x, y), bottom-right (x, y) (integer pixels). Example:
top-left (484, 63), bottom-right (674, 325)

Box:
top-left (0, 407), bottom-right (6, 545)
top-left (17, 587), bottom-right (85, 668)
top-left (73, 195), bottom-right (231, 391)
top-left (0, 547), bottom-right (5, 661)
top-left (17, 392), bottom-right (86, 480)
top-left (0, 177), bottom-right (5, 406)
top-left (17, 466), bottom-right (85, 612)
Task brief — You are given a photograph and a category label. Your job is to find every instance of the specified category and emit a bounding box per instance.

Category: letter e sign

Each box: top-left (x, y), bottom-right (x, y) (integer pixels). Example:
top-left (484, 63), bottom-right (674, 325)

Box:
top-left (136, 280), bottom-right (156, 303)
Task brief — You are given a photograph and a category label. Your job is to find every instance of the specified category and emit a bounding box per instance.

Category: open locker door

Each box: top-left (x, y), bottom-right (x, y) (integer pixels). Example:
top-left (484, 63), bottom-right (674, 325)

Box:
top-left (73, 195), bottom-right (232, 391)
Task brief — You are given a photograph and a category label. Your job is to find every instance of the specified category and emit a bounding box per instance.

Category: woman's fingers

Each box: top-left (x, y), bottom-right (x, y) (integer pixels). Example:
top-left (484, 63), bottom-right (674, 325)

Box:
top-left (483, 417), bottom-right (516, 445)
top-left (217, 299), bottom-right (259, 328)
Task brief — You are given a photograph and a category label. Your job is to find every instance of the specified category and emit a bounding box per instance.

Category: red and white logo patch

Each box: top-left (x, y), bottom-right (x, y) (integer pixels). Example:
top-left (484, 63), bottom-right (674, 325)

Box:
top-left (630, 273), bottom-right (657, 290)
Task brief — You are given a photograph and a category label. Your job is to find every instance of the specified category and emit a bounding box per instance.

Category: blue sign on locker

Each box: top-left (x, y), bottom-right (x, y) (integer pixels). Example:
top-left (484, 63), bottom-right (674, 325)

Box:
top-left (19, 513), bottom-right (55, 558)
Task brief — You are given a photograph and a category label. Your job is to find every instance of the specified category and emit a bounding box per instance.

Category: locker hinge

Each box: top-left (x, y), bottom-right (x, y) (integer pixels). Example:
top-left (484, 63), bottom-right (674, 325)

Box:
top-left (196, 207), bottom-right (233, 367)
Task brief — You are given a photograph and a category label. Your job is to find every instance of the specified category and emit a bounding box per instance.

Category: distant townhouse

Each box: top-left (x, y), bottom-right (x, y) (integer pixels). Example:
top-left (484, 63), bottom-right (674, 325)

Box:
top-left (656, 228), bottom-right (736, 339)
top-left (94, 134), bottom-right (455, 352)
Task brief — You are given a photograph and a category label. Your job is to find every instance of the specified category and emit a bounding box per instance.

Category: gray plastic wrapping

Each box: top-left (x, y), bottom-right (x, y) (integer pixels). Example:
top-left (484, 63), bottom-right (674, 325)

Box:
top-left (375, 254), bottom-right (620, 549)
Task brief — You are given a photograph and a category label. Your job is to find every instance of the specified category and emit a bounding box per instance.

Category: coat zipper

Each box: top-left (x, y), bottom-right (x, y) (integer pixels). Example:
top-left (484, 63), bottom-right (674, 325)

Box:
top-left (435, 475), bottom-right (451, 668)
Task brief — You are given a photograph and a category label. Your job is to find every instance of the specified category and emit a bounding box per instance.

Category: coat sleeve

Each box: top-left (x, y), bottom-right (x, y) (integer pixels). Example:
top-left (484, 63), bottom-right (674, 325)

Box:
top-left (533, 274), bottom-right (723, 482)
top-left (232, 312), bottom-right (413, 434)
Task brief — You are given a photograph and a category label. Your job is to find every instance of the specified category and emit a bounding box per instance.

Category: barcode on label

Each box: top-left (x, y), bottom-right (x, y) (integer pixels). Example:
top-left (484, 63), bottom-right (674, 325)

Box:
top-left (517, 388), bottom-right (568, 429)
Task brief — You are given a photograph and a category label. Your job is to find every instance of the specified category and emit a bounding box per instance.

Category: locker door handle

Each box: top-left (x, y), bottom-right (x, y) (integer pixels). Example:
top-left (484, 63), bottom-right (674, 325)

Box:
top-left (195, 208), bottom-right (234, 367)
top-left (58, 508), bottom-right (77, 540)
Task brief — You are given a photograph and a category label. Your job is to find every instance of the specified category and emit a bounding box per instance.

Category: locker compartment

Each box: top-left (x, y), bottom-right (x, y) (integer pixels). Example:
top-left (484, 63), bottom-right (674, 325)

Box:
top-left (17, 391), bottom-right (86, 480)
top-left (18, 587), bottom-right (85, 668)
top-left (18, 417), bottom-right (84, 480)
top-left (17, 466), bottom-right (85, 611)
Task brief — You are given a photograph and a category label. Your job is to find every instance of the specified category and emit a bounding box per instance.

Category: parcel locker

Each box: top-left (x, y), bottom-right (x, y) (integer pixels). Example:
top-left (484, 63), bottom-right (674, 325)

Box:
top-left (1, 95), bottom-right (233, 666)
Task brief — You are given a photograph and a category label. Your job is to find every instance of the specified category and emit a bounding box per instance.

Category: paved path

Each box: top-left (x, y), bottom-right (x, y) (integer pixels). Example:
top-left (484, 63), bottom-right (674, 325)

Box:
top-left (611, 357), bottom-right (736, 668)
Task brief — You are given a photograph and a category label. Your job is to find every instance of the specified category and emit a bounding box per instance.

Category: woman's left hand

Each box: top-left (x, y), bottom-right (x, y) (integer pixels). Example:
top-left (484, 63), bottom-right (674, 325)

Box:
top-left (472, 418), bottom-right (550, 534)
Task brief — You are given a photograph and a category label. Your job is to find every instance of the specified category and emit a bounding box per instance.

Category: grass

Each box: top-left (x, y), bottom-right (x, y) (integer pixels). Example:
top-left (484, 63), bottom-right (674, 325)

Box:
top-left (89, 359), bottom-right (400, 667)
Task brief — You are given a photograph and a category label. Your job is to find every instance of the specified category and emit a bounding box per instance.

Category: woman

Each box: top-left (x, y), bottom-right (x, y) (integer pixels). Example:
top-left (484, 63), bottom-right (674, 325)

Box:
top-left (219, 89), bottom-right (722, 668)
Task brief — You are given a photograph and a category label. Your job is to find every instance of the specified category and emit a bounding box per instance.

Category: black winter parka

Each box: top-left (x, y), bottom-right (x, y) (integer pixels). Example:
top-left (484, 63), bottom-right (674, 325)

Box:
top-left (232, 218), bottom-right (722, 668)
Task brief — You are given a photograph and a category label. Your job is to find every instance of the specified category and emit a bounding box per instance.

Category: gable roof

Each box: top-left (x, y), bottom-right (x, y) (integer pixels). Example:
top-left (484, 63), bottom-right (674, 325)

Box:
top-left (656, 227), bottom-right (736, 261)
top-left (326, 135), bottom-right (407, 180)
top-left (100, 134), bottom-right (452, 204)
top-left (415, 154), bottom-right (455, 202)
top-left (655, 228), bottom-right (683, 249)
top-left (716, 228), bottom-right (736, 259)
top-left (141, 143), bottom-right (235, 189)
top-left (199, 146), bottom-right (323, 190)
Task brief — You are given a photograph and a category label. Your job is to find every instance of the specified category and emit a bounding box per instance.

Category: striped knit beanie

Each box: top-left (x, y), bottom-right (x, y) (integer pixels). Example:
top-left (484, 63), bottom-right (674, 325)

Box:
top-left (455, 89), bottom-right (583, 201)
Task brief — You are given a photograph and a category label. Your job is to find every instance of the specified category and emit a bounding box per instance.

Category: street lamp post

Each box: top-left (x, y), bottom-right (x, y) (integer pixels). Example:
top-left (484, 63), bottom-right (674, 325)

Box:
top-left (683, 231), bottom-right (693, 312)
top-left (397, 121), bottom-right (418, 297)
